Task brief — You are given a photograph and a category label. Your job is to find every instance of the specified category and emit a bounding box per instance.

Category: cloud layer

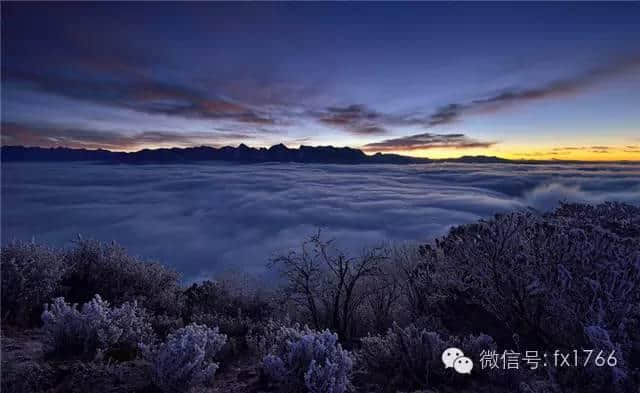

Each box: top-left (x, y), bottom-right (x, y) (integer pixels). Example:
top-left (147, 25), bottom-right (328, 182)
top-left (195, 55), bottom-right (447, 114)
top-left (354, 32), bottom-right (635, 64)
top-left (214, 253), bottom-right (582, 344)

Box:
top-left (2, 162), bottom-right (639, 282)
top-left (362, 132), bottom-right (496, 151)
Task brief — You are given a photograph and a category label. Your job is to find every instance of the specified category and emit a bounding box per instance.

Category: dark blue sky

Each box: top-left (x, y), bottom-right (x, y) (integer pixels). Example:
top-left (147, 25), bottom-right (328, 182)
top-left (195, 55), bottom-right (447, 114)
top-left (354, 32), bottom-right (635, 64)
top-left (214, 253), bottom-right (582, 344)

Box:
top-left (2, 2), bottom-right (639, 159)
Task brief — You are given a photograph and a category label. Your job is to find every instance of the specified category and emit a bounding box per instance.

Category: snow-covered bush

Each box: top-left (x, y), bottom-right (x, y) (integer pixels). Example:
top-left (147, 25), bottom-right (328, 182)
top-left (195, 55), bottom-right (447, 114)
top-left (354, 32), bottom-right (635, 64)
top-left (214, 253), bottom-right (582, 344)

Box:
top-left (1, 241), bottom-right (66, 326)
top-left (261, 324), bottom-right (353, 393)
top-left (358, 323), bottom-right (448, 390)
top-left (1, 239), bottom-right (184, 326)
top-left (149, 313), bottom-right (185, 339)
top-left (183, 279), bottom-right (274, 325)
top-left (247, 318), bottom-right (289, 358)
top-left (412, 202), bottom-right (640, 392)
top-left (188, 312), bottom-right (255, 361)
top-left (430, 204), bottom-right (640, 347)
top-left (183, 280), bottom-right (231, 320)
top-left (62, 239), bottom-right (183, 316)
top-left (191, 312), bottom-right (252, 338)
top-left (183, 279), bottom-right (277, 362)
top-left (551, 201), bottom-right (640, 239)
top-left (358, 324), bottom-right (502, 391)
top-left (142, 323), bottom-right (227, 393)
top-left (41, 295), bottom-right (154, 358)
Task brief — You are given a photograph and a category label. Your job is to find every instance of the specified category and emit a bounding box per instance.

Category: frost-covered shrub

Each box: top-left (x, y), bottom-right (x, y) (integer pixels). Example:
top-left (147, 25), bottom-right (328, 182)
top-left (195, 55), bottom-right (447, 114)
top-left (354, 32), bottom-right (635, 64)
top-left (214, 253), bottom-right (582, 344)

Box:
top-left (358, 324), bottom-right (502, 391)
top-left (183, 280), bottom-right (230, 320)
top-left (143, 323), bottom-right (227, 393)
top-left (1, 241), bottom-right (66, 326)
top-left (358, 323), bottom-right (447, 390)
top-left (189, 312), bottom-right (255, 361)
top-left (191, 311), bottom-right (253, 338)
top-left (183, 279), bottom-right (274, 324)
top-left (62, 239), bottom-right (183, 316)
top-left (183, 279), bottom-right (275, 361)
top-left (41, 295), bottom-right (154, 358)
top-left (149, 313), bottom-right (185, 339)
top-left (551, 201), bottom-right (640, 239)
top-left (1, 239), bottom-right (184, 325)
top-left (261, 324), bottom-right (353, 393)
top-left (42, 297), bottom-right (94, 355)
top-left (412, 202), bottom-right (640, 392)
top-left (247, 318), bottom-right (289, 358)
top-left (429, 204), bottom-right (640, 348)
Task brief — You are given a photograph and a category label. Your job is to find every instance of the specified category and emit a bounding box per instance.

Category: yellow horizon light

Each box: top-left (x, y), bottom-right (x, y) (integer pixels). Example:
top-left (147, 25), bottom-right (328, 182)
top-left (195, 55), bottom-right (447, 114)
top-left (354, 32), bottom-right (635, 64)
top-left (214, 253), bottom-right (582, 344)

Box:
top-left (366, 146), bottom-right (640, 161)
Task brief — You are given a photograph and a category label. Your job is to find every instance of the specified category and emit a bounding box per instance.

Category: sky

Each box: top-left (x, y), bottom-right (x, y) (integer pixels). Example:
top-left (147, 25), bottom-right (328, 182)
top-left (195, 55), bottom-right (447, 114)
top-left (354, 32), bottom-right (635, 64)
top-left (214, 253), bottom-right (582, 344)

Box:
top-left (1, 2), bottom-right (639, 161)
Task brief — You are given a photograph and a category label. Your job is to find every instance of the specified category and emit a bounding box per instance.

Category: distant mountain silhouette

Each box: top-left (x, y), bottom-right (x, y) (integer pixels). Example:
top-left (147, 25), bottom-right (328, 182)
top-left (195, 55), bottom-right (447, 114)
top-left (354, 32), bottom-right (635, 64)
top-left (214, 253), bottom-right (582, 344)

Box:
top-left (1, 144), bottom-right (515, 164)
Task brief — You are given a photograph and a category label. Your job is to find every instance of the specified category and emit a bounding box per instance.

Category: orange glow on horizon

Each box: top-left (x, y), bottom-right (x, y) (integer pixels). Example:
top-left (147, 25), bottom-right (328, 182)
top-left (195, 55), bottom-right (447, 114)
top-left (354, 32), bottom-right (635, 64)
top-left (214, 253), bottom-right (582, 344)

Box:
top-left (367, 145), bottom-right (640, 162)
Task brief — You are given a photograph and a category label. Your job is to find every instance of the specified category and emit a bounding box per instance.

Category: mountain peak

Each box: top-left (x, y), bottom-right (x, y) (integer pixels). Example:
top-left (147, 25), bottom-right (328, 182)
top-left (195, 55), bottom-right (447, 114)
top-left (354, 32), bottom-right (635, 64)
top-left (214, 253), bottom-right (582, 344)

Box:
top-left (269, 143), bottom-right (289, 151)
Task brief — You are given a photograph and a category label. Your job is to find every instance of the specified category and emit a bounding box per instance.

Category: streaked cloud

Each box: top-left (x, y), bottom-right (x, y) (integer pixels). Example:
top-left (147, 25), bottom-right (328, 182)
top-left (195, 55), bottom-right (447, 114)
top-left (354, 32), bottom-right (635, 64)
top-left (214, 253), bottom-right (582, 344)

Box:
top-left (4, 69), bottom-right (275, 125)
top-left (423, 55), bottom-right (640, 126)
top-left (315, 105), bottom-right (389, 135)
top-left (0, 122), bottom-right (253, 150)
top-left (362, 132), bottom-right (497, 152)
top-left (553, 146), bottom-right (613, 152)
top-left (515, 152), bottom-right (561, 157)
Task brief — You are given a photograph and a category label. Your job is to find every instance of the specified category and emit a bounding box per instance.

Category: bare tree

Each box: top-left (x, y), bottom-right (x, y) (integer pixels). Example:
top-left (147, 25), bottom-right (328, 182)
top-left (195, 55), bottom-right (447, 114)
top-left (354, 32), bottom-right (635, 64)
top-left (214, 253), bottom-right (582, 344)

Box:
top-left (364, 266), bottom-right (401, 333)
top-left (270, 231), bottom-right (387, 340)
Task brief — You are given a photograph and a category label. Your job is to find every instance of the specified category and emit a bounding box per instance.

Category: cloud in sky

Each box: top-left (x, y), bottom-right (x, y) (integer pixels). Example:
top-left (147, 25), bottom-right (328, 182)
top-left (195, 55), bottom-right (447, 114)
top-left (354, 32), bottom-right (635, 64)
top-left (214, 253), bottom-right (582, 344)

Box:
top-left (423, 55), bottom-right (640, 126)
top-left (316, 105), bottom-right (389, 135)
top-left (0, 122), bottom-right (253, 150)
top-left (516, 152), bottom-right (561, 157)
top-left (625, 146), bottom-right (640, 153)
top-left (4, 69), bottom-right (276, 125)
top-left (3, 162), bottom-right (638, 282)
top-left (552, 146), bottom-right (614, 153)
top-left (362, 132), bottom-right (497, 151)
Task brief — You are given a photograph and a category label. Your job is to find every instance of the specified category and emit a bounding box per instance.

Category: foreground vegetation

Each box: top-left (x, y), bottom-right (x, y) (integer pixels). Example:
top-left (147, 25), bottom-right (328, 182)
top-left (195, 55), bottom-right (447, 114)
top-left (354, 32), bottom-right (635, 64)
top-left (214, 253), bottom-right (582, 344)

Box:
top-left (2, 202), bottom-right (639, 393)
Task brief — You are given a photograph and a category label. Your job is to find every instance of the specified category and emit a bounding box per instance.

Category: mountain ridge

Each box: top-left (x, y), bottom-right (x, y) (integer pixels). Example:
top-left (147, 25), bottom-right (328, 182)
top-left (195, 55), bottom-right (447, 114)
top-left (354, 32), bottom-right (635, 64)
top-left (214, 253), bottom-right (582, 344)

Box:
top-left (2, 144), bottom-right (436, 164)
top-left (2, 144), bottom-right (617, 164)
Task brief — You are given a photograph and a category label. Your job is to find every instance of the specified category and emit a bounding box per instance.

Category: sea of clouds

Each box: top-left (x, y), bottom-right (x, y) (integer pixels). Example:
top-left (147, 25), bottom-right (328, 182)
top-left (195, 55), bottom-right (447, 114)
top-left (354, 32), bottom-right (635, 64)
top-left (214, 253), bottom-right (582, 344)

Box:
top-left (2, 162), bottom-right (639, 282)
